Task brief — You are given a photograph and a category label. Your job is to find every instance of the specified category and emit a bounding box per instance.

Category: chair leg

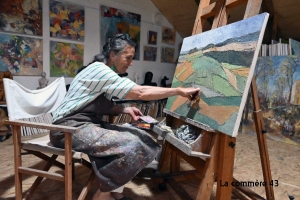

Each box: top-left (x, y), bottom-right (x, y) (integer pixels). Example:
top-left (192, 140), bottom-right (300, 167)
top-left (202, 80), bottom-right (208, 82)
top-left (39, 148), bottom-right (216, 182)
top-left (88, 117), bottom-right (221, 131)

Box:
top-left (65, 132), bottom-right (73, 200)
top-left (78, 172), bottom-right (95, 200)
top-left (12, 125), bottom-right (22, 200)
top-left (23, 155), bottom-right (59, 200)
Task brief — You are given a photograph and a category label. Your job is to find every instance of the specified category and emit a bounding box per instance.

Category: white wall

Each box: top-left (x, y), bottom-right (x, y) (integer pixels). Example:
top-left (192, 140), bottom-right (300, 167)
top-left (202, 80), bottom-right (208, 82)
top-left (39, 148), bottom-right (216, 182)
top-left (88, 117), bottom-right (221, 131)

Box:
top-left (10, 0), bottom-right (182, 89)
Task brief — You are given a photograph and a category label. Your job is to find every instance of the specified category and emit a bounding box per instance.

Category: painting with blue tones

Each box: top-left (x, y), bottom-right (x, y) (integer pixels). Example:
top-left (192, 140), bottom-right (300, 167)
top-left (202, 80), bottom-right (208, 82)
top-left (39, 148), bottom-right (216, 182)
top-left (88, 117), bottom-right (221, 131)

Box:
top-left (165, 13), bottom-right (269, 137)
top-left (101, 5), bottom-right (140, 60)
top-left (289, 38), bottom-right (300, 55)
top-left (242, 55), bottom-right (300, 144)
top-left (0, 33), bottom-right (43, 76)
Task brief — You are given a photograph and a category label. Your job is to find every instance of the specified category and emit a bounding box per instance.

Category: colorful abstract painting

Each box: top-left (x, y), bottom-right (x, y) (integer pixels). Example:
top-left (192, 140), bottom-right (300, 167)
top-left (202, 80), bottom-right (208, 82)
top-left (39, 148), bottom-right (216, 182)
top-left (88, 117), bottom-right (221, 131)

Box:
top-left (0, 33), bottom-right (43, 76)
top-left (162, 27), bottom-right (176, 45)
top-left (165, 13), bottom-right (269, 137)
top-left (289, 38), bottom-right (300, 55)
top-left (50, 41), bottom-right (84, 77)
top-left (161, 47), bottom-right (174, 63)
top-left (101, 5), bottom-right (141, 60)
top-left (242, 55), bottom-right (300, 144)
top-left (0, 0), bottom-right (42, 35)
top-left (148, 31), bottom-right (157, 45)
top-left (144, 46), bottom-right (157, 61)
top-left (49, 0), bottom-right (85, 41)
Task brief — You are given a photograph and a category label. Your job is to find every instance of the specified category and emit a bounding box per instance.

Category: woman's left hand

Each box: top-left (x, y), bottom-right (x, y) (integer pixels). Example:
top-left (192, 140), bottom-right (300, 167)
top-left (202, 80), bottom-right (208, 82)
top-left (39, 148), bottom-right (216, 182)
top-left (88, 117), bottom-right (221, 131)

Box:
top-left (123, 107), bottom-right (143, 121)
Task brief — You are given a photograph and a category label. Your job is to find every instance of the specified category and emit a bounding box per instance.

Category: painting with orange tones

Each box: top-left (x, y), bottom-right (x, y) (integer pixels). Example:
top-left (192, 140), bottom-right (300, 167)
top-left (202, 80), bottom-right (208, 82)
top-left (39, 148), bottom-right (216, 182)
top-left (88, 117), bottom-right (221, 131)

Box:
top-left (165, 13), bottom-right (269, 137)
top-left (50, 41), bottom-right (84, 77)
top-left (162, 27), bottom-right (176, 45)
top-left (100, 5), bottom-right (141, 60)
top-left (49, 0), bottom-right (85, 41)
top-left (0, 0), bottom-right (42, 35)
top-left (0, 33), bottom-right (43, 76)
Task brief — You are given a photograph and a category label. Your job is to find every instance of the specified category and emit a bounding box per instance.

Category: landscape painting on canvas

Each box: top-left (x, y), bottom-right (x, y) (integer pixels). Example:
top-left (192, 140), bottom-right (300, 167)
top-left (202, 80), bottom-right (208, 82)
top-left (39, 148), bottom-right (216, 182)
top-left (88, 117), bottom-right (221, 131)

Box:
top-left (101, 5), bottom-right (141, 60)
top-left (165, 13), bottom-right (269, 137)
top-left (0, 33), bottom-right (43, 76)
top-left (50, 41), bottom-right (84, 77)
top-left (242, 55), bottom-right (300, 144)
top-left (0, 0), bottom-right (42, 35)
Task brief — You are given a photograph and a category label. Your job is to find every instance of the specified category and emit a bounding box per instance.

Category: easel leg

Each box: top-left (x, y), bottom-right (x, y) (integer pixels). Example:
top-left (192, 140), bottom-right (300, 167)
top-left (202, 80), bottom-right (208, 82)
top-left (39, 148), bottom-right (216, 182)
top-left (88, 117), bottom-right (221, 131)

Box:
top-left (196, 133), bottom-right (219, 200)
top-left (216, 134), bottom-right (236, 200)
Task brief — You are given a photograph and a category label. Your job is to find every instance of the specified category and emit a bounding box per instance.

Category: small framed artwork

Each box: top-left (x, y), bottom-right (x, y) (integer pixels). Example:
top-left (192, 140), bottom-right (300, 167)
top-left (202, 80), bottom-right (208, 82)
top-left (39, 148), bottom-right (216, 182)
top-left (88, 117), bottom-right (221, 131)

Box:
top-left (144, 46), bottom-right (157, 61)
top-left (162, 27), bottom-right (176, 45)
top-left (148, 31), bottom-right (157, 45)
top-left (161, 47), bottom-right (174, 63)
top-left (50, 41), bottom-right (84, 77)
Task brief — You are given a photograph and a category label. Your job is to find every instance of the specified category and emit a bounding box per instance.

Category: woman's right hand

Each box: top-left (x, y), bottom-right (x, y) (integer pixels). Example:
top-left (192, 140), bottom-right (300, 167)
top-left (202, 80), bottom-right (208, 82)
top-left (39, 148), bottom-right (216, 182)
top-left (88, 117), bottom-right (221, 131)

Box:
top-left (178, 87), bottom-right (201, 101)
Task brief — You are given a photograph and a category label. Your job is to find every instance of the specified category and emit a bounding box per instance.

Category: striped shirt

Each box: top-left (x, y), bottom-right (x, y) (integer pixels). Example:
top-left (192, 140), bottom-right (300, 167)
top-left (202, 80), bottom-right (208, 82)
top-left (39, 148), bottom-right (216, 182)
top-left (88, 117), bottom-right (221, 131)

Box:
top-left (52, 62), bottom-right (136, 122)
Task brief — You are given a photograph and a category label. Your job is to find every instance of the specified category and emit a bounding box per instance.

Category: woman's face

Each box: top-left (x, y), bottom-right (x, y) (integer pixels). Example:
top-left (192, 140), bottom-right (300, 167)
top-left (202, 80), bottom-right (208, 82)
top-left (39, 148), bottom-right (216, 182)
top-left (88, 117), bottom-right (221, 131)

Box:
top-left (110, 46), bottom-right (135, 74)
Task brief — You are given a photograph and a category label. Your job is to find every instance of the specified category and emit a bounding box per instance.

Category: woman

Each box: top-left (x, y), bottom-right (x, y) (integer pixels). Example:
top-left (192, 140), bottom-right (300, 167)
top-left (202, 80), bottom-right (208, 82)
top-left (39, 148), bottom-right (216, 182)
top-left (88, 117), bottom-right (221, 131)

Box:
top-left (50, 33), bottom-right (200, 200)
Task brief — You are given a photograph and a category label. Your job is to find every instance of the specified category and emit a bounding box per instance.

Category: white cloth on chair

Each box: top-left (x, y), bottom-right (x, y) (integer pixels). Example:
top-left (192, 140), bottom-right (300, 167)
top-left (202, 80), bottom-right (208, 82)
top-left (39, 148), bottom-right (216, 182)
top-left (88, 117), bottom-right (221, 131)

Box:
top-left (3, 77), bottom-right (66, 120)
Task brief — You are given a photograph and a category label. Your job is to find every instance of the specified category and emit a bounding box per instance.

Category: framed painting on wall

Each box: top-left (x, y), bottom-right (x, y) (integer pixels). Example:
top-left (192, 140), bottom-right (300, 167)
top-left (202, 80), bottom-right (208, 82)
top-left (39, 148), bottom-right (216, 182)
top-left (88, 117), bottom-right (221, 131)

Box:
top-left (0, 33), bottom-right (43, 76)
top-left (50, 41), bottom-right (84, 77)
top-left (161, 47), bottom-right (174, 63)
top-left (165, 13), bottom-right (269, 137)
top-left (101, 5), bottom-right (141, 60)
top-left (148, 31), bottom-right (157, 45)
top-left (0, 0), bottom-right (42, 36)
top-left (162, 27), bottom-right (176, 45)
top-left (49, 0), bottom-right (85, 41)
top-left (144, 46), bottom-right (157, 61)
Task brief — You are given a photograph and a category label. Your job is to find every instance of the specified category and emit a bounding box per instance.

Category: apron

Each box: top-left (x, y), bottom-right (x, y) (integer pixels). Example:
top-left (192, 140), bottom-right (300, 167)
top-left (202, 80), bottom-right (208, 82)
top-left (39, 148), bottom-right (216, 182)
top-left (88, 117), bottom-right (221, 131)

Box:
top-left (50, 93), bottom-right (160, 192)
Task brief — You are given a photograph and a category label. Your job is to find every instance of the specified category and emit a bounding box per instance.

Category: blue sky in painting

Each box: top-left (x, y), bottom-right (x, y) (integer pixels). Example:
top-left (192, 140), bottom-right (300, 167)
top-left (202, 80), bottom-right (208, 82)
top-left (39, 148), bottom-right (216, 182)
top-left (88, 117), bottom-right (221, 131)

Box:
top-left (181, 13), bottom-right (268, 52)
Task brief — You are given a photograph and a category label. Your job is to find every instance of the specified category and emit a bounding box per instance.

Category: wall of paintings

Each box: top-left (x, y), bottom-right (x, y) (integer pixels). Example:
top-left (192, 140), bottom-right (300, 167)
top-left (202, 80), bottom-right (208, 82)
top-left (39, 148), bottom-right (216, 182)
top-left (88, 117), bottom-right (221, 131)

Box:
top-left (0, 0), bottom-right (182, 89)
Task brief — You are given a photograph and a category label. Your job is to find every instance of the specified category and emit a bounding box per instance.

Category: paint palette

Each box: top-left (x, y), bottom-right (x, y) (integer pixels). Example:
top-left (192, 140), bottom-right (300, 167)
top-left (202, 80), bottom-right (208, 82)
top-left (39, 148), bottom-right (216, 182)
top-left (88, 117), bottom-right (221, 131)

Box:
top-left (139, 116), bottom-right (159, 124)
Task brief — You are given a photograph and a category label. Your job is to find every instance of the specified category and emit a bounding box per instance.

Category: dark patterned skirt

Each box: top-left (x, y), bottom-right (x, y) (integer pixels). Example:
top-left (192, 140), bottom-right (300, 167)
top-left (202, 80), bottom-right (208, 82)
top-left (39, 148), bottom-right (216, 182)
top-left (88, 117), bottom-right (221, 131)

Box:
top-left (50, 120), bottom-right (160, 192)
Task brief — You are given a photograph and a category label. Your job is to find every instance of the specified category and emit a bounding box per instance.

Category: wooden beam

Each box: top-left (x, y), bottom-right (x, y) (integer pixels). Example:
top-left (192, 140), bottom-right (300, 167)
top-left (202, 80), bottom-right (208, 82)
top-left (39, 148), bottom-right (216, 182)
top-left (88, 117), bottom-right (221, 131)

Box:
top-left (201, 2), bottom-right (218, 18)
top-left (226, 0), bottom-right (248, 8)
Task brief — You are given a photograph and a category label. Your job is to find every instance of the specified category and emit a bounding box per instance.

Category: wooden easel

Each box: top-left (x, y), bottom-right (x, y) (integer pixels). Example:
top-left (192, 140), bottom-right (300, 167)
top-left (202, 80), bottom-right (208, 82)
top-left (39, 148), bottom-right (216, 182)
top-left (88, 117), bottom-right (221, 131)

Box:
top-left (154, 0), bottom-right (275, 199)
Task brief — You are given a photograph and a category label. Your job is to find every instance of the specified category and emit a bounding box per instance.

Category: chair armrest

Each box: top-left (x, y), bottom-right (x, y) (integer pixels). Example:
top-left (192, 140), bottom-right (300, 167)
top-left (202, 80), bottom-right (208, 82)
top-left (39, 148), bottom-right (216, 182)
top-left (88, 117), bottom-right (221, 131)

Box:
top-left (5, 120), bottom-right (78, 133)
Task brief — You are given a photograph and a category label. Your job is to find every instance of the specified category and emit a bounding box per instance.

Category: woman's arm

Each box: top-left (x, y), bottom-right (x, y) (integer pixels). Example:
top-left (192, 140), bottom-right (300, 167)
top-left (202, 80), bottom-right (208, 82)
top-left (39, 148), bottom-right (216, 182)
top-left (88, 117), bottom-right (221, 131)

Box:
top-left (124, 85), bottom-right (200, 101)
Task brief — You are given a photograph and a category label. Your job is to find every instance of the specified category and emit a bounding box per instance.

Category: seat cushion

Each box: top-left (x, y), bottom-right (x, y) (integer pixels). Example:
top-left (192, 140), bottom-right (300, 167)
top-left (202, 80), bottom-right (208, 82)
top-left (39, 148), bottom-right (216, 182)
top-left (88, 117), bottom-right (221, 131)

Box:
top-left (22, 135), bottom-right (83, 159)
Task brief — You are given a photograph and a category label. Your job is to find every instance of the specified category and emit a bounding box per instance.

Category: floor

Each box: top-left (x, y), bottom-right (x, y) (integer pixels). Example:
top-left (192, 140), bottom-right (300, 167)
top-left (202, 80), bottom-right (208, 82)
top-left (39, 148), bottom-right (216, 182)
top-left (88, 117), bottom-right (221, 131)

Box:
top-left (0, 131), bottom-right (299, 200)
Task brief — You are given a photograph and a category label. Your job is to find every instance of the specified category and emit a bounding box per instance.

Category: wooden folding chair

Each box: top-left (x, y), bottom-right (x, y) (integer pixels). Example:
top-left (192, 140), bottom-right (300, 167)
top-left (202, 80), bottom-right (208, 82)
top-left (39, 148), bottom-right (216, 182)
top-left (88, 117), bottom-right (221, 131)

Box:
top-left (3, 78), bottom-right (94, 200)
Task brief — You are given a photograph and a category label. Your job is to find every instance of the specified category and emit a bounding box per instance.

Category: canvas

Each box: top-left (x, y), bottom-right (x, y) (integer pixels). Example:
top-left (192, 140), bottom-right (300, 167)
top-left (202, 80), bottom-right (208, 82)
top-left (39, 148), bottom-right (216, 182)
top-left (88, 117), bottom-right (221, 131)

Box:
top-left (161, 47), bottom-right (174, 63)
top-left (289, 38), bottom-right (300, 55)
top-left (165, 13), bottom-right (269, 137)
top-left (148, 31), bottom-right (157, 45)
top-left (0, 33), bottom-right (43, 76)
top-left (144, 46), bottom-right (157, 61)
top-left (101, 5), bottom-right (141, 60)
top-left (50, 41), bottom-right (84, 77)
top-left (0, 0), bottom-right (42, 36)
top-left (162, 27), bottom-right (176, 45)
top-left (242, 55), bottom-right (300, 144)
top-left (49, 0), bottom-right (85, 41)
